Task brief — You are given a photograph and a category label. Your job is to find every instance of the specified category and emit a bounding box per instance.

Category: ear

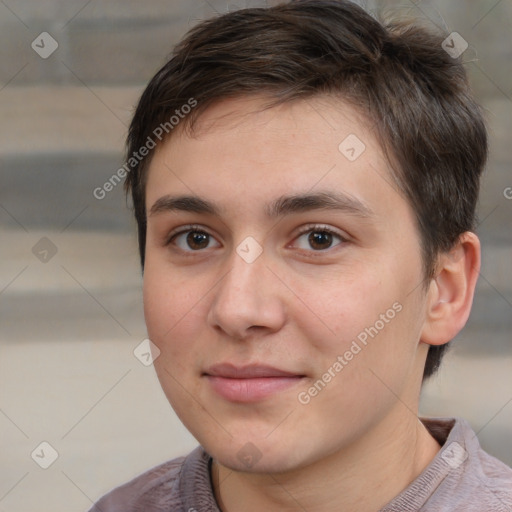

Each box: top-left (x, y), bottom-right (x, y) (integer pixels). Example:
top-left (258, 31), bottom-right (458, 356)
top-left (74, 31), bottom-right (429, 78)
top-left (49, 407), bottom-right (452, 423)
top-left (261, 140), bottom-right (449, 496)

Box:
top-left (420, 232), bottom-right (481, 346)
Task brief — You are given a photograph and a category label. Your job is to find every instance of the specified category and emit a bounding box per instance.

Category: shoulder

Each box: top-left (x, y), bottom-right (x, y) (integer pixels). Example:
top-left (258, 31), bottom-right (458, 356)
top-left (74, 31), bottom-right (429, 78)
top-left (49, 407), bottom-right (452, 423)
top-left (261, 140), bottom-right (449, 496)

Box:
top-left (467, 439), bottom-right (512, 510)
top-left (88, 446), bottom-right (207, 512)
top-left (426, 417), bottom-right (512, 511)
top-left (382, 417), bottom-right (512, 512)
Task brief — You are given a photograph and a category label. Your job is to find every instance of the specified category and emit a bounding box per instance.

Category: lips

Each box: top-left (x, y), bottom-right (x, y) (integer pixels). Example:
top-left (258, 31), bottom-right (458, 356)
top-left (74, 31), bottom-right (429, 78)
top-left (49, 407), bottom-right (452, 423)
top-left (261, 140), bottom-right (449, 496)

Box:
top-left (203, 363), bottom-right (305, 402)
top-left (205, 363), bottom-right (302, 379)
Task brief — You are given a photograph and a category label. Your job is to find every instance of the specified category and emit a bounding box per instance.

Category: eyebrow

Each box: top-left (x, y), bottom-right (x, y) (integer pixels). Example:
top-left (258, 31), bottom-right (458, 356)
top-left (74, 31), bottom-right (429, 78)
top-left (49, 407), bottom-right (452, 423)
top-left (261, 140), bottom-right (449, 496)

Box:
top-left (148, 190), bottom-right (375, 219)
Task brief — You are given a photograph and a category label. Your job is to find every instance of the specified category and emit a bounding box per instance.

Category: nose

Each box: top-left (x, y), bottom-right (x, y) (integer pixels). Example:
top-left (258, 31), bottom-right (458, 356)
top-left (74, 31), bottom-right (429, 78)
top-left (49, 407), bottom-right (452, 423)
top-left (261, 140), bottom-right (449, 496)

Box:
top-left (207, 244), bottom-right (286, 341)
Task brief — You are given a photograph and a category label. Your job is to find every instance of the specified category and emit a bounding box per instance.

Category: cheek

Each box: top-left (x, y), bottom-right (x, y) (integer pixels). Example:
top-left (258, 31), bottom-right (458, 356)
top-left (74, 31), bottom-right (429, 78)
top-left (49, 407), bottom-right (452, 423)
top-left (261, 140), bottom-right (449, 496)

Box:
top-left (143, 272), bottom-right (200, 382)
top-left (144, 269), bottom-right (206, 410)
top-left (143, 260), bottom-right (198, 337)
top-left (293, 267), bottom-right (422, 385)
top-left (299, 302), bottom-right (422, 437)
top-left (292, 269), bottom-right (387, 351)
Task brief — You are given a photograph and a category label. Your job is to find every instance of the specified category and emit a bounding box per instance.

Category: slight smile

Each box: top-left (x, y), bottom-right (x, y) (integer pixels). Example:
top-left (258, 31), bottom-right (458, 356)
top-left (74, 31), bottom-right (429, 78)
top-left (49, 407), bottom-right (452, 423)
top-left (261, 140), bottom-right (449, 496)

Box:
top-left (203, 363), bottom-right (307, 403)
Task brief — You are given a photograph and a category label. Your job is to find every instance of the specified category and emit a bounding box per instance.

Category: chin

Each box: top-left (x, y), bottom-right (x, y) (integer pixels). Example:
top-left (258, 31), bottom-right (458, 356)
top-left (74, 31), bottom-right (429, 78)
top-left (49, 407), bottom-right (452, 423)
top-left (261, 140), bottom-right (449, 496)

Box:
top-left (202, 432), bottom-right (321, 475)
top-left (215, 449), bottom-right (300, 475)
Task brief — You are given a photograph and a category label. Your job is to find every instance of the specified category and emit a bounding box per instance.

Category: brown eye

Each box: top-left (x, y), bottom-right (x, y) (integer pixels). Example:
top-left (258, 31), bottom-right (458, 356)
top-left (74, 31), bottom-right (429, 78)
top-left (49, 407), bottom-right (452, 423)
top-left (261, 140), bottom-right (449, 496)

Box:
top-left (168, 228), bottom-right (220, 252)
top-left (185, 231), bottom-right (210, 250)
top-left (294, 226), bottom-right (345, 252)
top-left (308, 231), bottom-right (334, 250)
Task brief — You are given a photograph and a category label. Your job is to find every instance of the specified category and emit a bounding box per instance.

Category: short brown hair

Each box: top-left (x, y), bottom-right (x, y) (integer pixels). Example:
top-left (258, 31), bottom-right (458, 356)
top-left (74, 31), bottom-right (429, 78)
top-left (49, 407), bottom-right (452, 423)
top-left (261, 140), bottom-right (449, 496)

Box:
top-left (124, 0), bottom-right (487, 380)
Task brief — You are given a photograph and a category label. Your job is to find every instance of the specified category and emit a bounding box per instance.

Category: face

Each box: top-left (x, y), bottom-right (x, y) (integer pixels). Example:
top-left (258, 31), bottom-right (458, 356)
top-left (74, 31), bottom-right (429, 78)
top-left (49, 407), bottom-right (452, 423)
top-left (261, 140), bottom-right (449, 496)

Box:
top-left (143, 95), bottom-right (431, 473)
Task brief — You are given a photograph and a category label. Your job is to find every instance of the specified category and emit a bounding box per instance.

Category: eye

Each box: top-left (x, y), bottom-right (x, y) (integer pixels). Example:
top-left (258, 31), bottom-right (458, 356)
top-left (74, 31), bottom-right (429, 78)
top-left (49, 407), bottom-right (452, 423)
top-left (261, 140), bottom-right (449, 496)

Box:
top-left (292, 224), bottom-right (346, 252)
top-left (167, 225), bottom-right (220, 252)
top-left (165, 224), bottom-right (346, 254)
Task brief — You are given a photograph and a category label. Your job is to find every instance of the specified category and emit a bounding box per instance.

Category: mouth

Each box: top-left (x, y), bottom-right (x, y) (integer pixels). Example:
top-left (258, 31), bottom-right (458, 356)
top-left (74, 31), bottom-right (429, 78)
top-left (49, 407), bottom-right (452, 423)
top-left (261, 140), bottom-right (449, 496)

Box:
top-left (203, 363), bottom-right (306, 403)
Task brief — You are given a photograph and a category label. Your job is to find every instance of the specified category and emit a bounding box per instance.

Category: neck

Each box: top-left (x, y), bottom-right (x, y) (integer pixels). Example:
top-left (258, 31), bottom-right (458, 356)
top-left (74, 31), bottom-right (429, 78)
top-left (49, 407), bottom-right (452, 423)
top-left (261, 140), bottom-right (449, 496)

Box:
top-left (211, 409), bottom-right (441, 512)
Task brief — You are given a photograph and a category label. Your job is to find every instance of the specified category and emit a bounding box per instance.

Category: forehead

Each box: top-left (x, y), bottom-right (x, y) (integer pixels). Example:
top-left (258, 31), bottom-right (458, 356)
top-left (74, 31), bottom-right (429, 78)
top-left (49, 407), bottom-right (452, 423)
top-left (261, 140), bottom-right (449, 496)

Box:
top-left (145, 94), bottom-right (405, 226)
top-left (173, 94), bottom-right (377, 161)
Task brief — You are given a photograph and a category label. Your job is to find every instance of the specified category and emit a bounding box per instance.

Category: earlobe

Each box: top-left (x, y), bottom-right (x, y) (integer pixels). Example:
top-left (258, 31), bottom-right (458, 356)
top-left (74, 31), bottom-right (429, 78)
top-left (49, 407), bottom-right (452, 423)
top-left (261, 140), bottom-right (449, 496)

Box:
top-left (420, 232), bottom-right (481, 346)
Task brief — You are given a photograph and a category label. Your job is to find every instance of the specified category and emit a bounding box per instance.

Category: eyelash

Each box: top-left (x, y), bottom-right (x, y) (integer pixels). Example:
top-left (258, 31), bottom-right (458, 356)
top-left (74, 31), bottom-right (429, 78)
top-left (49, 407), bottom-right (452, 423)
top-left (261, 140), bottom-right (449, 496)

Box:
top-left (165, 223), bottom-right (347, 256)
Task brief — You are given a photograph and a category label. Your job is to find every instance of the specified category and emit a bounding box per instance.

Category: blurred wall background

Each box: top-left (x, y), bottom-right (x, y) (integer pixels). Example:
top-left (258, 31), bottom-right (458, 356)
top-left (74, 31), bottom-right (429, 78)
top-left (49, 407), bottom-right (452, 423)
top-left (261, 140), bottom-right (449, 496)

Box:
top-left (0, 1), bottom-right (511, 511)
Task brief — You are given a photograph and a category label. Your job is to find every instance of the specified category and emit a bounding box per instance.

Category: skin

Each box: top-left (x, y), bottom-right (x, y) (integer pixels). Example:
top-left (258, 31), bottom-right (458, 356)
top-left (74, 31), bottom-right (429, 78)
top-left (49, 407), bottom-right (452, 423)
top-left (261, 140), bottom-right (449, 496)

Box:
top-left (142, 95), bottom-right (480, 511)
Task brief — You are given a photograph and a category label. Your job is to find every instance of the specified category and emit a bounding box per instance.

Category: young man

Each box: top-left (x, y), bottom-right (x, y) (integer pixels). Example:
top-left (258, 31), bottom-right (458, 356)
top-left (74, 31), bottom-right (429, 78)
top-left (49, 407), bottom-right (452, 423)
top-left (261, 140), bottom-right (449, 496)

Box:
top-left (90, 1), bottom-right (512, 510)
